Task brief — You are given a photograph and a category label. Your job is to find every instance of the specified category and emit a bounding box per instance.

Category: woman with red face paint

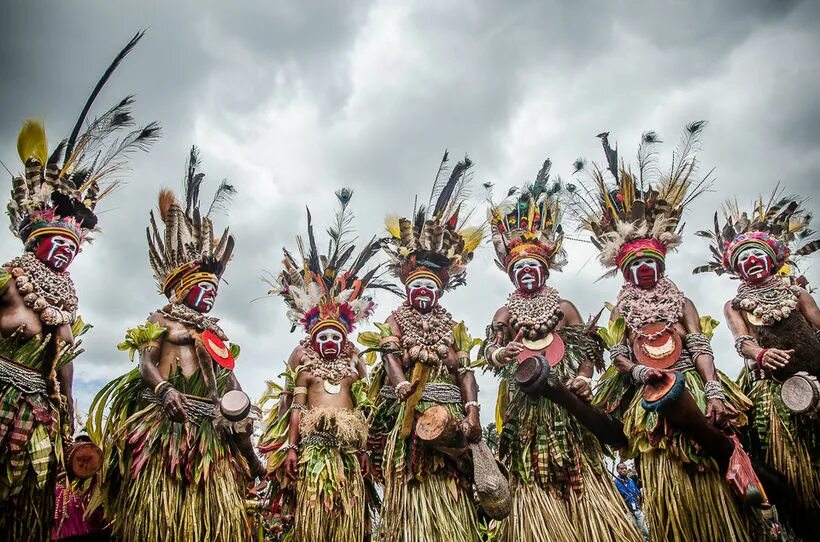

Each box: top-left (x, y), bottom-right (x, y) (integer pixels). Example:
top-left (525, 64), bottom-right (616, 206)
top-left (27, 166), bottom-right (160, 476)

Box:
top-left (368, 153), bottom-right (486, 542)
top-left (694, 190), bottom-right (820, 539)
top-left (483, 160), bottom-right (642, 542)
top-left (584, 124), bottom-right (766, 542)
top-left (88, 148), bottom-right (262, 542)
top-left (258, 189), bottom-right (398, 542)
top-left (0, 34), bottom-right (157, 542)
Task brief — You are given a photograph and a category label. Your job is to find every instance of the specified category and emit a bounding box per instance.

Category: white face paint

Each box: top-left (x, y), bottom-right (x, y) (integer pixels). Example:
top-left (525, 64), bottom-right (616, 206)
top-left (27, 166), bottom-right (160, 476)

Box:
top-left (510, 257), bottom-right (545, 292)
top-left (736, 246), bottom-right (773, 282)
top-left (192, 281), bottom-right (217, 311)
top-left (406, 277), bottom-right (440, 312)
top-left (315, 328), bottom-right (345, 359)
top-left (38, 234), bottom-right (78, 270)
top-left (627, 257), bottom-right (661, 288)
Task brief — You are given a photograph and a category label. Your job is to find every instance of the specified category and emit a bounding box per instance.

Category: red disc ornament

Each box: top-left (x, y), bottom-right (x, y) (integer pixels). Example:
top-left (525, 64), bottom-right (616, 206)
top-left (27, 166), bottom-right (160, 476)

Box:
top-left (202, 330), bottom-right (235, 370)
top-left (633, 323), bottom-right (681, 369)
top-left (517, 332), bottom-right (566, 367)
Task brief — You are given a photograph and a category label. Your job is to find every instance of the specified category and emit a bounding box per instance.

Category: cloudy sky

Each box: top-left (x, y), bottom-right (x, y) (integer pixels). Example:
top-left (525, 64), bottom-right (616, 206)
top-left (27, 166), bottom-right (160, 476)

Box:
top-left (2, 0), bottom-right (819, 424)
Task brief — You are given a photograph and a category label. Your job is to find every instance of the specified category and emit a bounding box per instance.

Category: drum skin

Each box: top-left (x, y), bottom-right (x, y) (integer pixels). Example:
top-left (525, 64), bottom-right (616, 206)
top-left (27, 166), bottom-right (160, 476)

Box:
top-left (68, 441), bottom-right (103, 479)
top-left (220, 390), bottom-right (251, 421)
top-left (780, 371), bottom-right (820, 414)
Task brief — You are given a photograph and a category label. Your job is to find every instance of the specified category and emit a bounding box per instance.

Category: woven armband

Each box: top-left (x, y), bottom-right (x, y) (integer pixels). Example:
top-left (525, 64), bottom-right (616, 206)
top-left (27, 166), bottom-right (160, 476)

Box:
top-left (684, 333), bottom-right (713, 360)
top-left (610, 344), bottom-right (631, 363)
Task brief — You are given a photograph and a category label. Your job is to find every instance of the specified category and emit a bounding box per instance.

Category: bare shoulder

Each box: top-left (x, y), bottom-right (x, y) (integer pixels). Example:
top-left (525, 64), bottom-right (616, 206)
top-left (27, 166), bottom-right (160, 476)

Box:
top-left (148, 310), bottom-right (169, 326)
top-left (492, 305), bottom-right (510, 322)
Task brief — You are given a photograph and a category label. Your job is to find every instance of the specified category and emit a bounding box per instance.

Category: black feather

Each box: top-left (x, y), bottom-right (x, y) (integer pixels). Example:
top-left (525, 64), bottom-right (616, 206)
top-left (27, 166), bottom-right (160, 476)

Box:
top-left (64, 30), bottom-right (146, 164)
top-left (433, 156), bottom-right (472, 219)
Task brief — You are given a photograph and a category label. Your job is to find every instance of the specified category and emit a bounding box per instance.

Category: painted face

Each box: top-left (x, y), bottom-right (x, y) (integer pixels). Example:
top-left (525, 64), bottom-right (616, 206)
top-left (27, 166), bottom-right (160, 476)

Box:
top-left (509, 257), bottom-right (547, 292)
top-left (736, 246), bottom-right (774, 283)
top-left (406, 277), bottom-right (440, 313)
top-left (34, 234), bottom-right (78, 271)
top-left (312, 327), bottom-right (346, 360)
top-left (183, 281), bottom-right (218, 313)
top-left (624, 256), bottom-right (663, 289)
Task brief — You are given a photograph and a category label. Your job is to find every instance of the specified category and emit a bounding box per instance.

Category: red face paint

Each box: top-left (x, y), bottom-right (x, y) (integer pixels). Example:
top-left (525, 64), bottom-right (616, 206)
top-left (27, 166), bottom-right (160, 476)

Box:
top-left (34, 234), bottom-right (78, 271)
top-left (736, 247), bottom-right (774, 283)
top-left (509, 257), bottom-right (547, 293)
top-left (312, 327), bottom-right (346, 360)
top-left (406, 277), bottom-right (440, 313)
top-left (183, 281), bottom-right (217, 313)
top-left (624, 257), bottom-right (664, 289)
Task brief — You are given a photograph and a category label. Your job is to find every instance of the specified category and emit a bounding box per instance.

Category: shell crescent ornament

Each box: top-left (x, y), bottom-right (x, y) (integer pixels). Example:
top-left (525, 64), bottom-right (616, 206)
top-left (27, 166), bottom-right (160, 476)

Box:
top-left (517, 332), bottom-right (566, 367)
top-left (201, 330), bottom-right (235, 370)
top-left (633, 323), bottom-right (682, 369)
top-left (323, 381), bottom-right (342, 394)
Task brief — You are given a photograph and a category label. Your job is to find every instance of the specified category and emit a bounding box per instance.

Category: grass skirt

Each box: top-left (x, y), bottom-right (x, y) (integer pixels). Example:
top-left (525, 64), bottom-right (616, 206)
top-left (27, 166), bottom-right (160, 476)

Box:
top-left (293, 408), bottom-right (367, 542)
top-left (740, 373), bottom-right (820, 526)
top-left (595, 367), bottom-right (761, 541)
top-left (376, 397), bottom-right (479, 542)
top-left (89, 368), bottom-right (250, 542)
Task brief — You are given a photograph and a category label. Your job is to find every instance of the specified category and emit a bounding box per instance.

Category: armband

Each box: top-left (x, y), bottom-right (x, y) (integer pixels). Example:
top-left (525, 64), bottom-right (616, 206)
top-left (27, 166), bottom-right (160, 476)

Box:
top-left (610, 344), bottom-right (631, 363)
top-left (464, 400), bottom-right (481, 411)
top-left (703, 380), bottom-right (725, 401)
top-left (684, 333), bottom-right (713, 360)
top-left (733, 335), bottom-right (757, 357)
top-left (293, 386), bottom-right (308, 396)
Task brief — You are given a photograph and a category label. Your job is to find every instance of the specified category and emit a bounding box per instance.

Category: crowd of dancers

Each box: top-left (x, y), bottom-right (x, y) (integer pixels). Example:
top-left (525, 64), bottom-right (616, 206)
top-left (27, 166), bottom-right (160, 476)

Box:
top-left (1, 33), bottom-right (818, 542)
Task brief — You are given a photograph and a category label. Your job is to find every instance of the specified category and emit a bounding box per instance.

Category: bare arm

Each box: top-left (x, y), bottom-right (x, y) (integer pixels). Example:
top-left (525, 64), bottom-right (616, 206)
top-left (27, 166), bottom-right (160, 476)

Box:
top-left (277, 347), bottom-right (305, 418)
top-left (682, 298), bottom-right (718, 383)
top-left (138, 314), bottom-right (189, 422)
top-left (610, 306), bottom-right (636, 375)
top-left (283, 371), bottom-right (308, 480)
top-left (383, 316), bottom-right (413, 396)
top-left (226, 371), bottom-right (265, 477)
top-left (797, 289), bottom-right (820, 330)
top-left (57, 361), bottom-right (74, 432)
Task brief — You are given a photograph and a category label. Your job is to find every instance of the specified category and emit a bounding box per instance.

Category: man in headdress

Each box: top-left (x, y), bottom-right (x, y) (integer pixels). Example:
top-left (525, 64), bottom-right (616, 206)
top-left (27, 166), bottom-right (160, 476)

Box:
top-left (89, 147), bottom-right (262, 542)
top-left (258, 189), bottom-right (397, 542)
top-left (585, 123), bottom-right (765, 541)
top-left (368, 153), bottom-right (485, 542)
top-left (694, 190), bottom-right (820, 538)
top-left (483, 159), bottom-right (642, 542)
top-left (0, 33), bottom-right (157, 542)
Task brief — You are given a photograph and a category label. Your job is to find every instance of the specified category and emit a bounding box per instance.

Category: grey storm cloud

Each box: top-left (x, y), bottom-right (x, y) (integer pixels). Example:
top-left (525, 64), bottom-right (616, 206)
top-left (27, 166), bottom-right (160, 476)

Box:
top-left (1, 0), bottom-right (818, 423)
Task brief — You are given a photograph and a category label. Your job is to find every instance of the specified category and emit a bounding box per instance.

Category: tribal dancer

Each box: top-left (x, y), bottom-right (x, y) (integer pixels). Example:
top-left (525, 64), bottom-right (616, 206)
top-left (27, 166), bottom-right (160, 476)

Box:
top-left (585, 123), bottom-right (764, 542)
top-left (483, 160), bottom-right (641, 542)
top-left (89, 147), bottom-right (263, 542)
top-left (694, 189), bottom-right (820, 538)
top-left (369, 153), bottom-right (484, 542)
top-left (0, 33), bottom-right (157, 542)
top-left (259, 189), bottom-right (398, 542)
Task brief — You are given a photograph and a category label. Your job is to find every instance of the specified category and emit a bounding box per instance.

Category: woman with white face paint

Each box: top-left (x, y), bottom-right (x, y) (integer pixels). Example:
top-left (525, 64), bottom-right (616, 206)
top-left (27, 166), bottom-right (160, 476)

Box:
top-left (695, 191), bottom-right (820, 539)
top-left (369, 153), bottom-right (486, 542)
top-left (484, 159), bottom-right (642, 542)
top-left (89, 149), bottom-right (264, 542)
top-left (582, 125), bottom-right (767, 542)
top-left (0, 34), bottom-right (157, 542)
top-left (258, 189), bottom-right (398, 542)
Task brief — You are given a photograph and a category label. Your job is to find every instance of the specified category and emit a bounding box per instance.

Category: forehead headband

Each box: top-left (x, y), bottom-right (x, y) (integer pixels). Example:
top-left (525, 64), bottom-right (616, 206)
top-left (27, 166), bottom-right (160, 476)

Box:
top-left (310, 318), bottom-right (348, 339)
top-left (405, 269), bottom-right (443, 289)
top-left (506, 244), bottom-right (551, 273)
top-left (25, 226), bottom-right (82, 248)
top-left (616, 239), bottom-right (667, 271)
top-left (729, 238), bottom-right (777, 270)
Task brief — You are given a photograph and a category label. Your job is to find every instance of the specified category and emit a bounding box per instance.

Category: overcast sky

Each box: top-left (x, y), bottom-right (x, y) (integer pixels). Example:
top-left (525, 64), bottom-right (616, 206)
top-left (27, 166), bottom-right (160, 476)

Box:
top-left (2, 0), bottom-right (819, 424)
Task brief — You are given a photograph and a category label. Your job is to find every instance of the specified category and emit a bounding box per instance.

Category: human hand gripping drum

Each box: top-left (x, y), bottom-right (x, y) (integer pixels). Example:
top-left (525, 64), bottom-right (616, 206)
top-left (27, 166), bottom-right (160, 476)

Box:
top-left (693, 187), bottom-right (820, 539)
top-left (580, 123), bottom-right (769, 542)
top-left (87, 146), bottom-right (265, 542)
top-left (0, 31), bottom-right (158, 542)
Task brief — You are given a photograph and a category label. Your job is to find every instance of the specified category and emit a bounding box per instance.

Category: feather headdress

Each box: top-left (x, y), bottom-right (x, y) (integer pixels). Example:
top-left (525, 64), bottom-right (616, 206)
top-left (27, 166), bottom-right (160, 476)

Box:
top-left (267, 189), bottom-right (402, 336)
top-left (8, 31), bottom-right (159, 249)
top-left (693, 184), bottom-right (818, 278)
top-left (575, 122), bottom-right (713, 278)
top-left (383, 150), bottom-right (484, 290)
top-left (147, 146), bottom-right (236, 300)
top-left (488, 158), bottom-right (567, 273)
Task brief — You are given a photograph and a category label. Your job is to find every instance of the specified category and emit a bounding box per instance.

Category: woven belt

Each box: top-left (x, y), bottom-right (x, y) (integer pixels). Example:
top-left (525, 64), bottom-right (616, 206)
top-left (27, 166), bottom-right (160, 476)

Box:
top-left (141, 389), bottom-right (216, 425)
top-left (0, 356), bottom-right (47, 395)
top-left (672, 350), bottom-right (695, 372)
top-left (380, 382), bottom-right (462, 404)
top-left (302, 430), bottom-right (339, 448)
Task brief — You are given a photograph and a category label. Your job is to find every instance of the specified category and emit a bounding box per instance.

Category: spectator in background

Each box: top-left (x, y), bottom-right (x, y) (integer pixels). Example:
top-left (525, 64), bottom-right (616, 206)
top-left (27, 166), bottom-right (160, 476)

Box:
top-left (615, 462), bottom-right (650, 541)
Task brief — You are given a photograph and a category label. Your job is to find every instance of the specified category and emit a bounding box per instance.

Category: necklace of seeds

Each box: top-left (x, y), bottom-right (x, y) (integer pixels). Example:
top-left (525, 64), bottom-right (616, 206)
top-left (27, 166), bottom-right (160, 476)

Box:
top-left (6, 252), bottom-right (77, 326)
top-left (393, 302), bottom-right (454, 369)
top-left (506, 286), bottom-right (563, 340)
top-left (617, 277), bottom-right (684, 338)
top-left (734, 276), bottom-right (799, 326)
top-left (161, 303), bottom-right (227, 340)
top-left (299, 340), bottom-right (357, 384)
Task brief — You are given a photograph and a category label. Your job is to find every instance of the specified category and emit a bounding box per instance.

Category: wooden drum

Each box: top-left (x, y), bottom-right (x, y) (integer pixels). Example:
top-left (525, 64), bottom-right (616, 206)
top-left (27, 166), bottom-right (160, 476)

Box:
top-left (780, 372), bottom-right (820, 414)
